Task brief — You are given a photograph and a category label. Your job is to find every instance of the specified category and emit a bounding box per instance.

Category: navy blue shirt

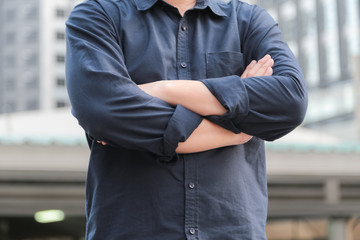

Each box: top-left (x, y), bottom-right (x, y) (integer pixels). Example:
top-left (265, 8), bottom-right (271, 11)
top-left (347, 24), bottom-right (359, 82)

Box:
top-left (66, 0), bottom-right (307, 239)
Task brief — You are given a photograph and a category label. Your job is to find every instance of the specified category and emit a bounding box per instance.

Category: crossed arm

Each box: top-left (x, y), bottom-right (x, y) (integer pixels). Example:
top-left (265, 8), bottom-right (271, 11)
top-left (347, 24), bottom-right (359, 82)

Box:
top-left (98, 55), bottom-right (274, 153)
top-left (68, 1), bottom-right (307, 159)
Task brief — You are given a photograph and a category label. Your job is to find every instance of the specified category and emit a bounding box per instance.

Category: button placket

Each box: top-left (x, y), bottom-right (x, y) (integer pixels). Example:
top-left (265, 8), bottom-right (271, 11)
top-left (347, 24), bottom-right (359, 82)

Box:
top-left (177, 18), bottom-right (190, 80)
top-left (184, 154), bottom-right (198, 239)
top-left (177, 14), bottom-right (197, 240)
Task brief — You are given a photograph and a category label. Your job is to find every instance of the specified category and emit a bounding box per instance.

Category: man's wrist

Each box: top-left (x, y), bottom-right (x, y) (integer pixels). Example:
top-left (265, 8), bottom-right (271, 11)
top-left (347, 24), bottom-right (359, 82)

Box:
top-left (234, 133), bottom-right (253, 145)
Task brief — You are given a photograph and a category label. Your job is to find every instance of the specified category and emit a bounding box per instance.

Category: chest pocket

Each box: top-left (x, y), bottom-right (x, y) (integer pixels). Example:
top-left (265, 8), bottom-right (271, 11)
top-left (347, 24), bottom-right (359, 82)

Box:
top-left (206, 51), bottom-right (244, 78)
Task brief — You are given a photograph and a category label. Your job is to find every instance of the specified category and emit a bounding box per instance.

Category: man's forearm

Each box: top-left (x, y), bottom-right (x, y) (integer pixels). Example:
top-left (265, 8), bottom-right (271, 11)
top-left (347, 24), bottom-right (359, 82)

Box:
top-left (139, 80), bottom-right (227, 116)
top-left (176, 119), bottom-right (252, 153)
top-left (138, 55), bottom-right (274, 117)
top-left (98, 118), bottom-right (252, 153)
top-left (138, 55), bottom-right (274, 153)
top-left (97, 56), bottom-right (273, 151)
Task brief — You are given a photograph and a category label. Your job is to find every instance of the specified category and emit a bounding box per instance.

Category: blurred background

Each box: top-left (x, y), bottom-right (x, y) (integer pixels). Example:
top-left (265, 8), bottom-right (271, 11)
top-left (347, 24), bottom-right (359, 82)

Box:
top-left (0, 0), bottom-right (359, 239)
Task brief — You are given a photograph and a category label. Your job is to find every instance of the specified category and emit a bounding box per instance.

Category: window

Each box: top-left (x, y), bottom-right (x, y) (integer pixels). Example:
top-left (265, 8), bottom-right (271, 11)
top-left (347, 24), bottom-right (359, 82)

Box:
top-left (26, 6), bottom-right (38, 20)
top-left (56, 101), bottom-right (66, 108)
top-left (279, 1), bottom-right (297, 43)
top-left (321, 0), bottom-right (341, 82)
top-left (25, 75), bottom-right (38, 89)
top-left (4, 102), bottom-right (17, 113)
top-left (345, 0), bottom-right (360, 56)
top-left (300, 0), bottom-right (320, 87)
top-left (5, 78), bottom-right (16, 91)
top-left (56, 32), bottom-right (65, 40)
top-left (56, 9), bottom-right (65, 17)
top-left (26, 30), bottom-right (38, 42)
top-left (6, 9), bottom-right (16, 22)
top-left (25, 52), bottom-right (38, 66)
top-left (56, 55), bottom-right (65, 63)
top-left (56, 77), bottom-right (66, 86)
top-left (5, 55), bottom-right (16, 68)
top-left (6, 32), bottom-right (16, 44)
top-left (26, 100), bottom-right (39, 110)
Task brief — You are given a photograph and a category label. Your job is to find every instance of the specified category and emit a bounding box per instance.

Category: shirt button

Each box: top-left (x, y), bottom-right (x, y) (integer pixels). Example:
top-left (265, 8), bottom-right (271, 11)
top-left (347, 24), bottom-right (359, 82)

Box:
top-left (189, 182), bottom-right (195, 189)
top-left (181, 62), bottom-right (187, 68)
top-left (181, 25), bottom-right (187, 31)
top-left (189, 228), bottom-right (196, 235)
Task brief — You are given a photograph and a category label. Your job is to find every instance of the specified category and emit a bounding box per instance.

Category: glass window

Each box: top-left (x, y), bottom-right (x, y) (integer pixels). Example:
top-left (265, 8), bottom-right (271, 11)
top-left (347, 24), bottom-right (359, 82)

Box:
top-left (25, 52), bottom-right (38, 66)
top-left (279, 1), bottom-right (297, 44)
top-left (6, 9), bottom-right (16, 22)
top-left (280, 1), bottom-right (297, 21)
top-left (26, 6), bottom-right (38, 20)
top-left (56, 9), bottom-right (65, 17)
top-left (5, 78), bottom-right (16, 91)
top-left (56, 55), bottom-right (65, 63)
top-left (25, 75), bottom-right (38, 89)
top-left (26, 99), bottom-right (39, 110)
top-left (5, 55), bottom-right (16, 68)
top-left (4, 102), bottom-right (17, 113)
top-left (345, 0), bottom-right (360, 56)
top-left (56, 32), bottom-right (65, 40)
top-left (321, 0), bottom-right (341, 82)
top-left (300, 0), bottom-right (320, 87)
top-left (56, 77), bottom-right (66, 86)
top-left (6, 32), bottom-right (16, 44)
top-left (26, 30), bottom-right (38, 43)
top-left (56, 101), bottom-right (66, 108)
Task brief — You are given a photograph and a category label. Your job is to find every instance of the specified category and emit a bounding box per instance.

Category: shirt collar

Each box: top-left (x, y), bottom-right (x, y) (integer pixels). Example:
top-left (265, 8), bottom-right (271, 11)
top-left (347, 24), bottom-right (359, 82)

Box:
top-left (196, 0), bottom-right (227, 17)
top-left (133, 0), bottom-right (227, 17)
top-left (133, 0), bottom-right (158, 11)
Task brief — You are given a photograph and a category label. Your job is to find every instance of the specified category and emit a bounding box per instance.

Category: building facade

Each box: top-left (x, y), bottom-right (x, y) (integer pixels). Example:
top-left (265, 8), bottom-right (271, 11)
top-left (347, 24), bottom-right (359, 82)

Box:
top-left (0, 0), bottom-right (81, 114)
top-left (254, 0), bottom-right (360, 140)
top-left (252, 1), bottom-right (360, 239)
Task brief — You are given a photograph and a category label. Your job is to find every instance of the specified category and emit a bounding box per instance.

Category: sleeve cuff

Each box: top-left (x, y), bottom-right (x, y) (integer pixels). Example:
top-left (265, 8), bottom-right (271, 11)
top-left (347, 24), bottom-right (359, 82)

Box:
top-left (201, 75), bottom-right (249, 132)
top-left (159, 104), bottom-right (202, 162)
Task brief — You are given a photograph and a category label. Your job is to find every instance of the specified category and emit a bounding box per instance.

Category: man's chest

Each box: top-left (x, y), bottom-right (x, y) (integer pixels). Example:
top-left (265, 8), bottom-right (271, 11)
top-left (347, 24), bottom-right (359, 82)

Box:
top-left (117, 9), bottom-right (246, 83)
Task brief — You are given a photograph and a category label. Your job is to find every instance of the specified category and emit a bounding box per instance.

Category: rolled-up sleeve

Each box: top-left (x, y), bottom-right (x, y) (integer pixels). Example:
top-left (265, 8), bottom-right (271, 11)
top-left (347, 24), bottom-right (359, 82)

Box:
top-left (201, 5), bottom-right (308, 141)
top-left (65, 1), bottom-right (202, 159)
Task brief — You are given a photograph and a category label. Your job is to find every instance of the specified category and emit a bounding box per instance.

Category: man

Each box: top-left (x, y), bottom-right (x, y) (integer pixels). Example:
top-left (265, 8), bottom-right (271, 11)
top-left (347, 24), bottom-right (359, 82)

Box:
top-left (65, 0), bottom-right (308, 239)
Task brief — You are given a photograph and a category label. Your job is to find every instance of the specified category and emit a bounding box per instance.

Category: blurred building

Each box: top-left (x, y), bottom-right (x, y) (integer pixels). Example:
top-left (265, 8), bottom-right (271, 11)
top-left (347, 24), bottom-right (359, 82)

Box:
top-left (254, 0), bottom-right (360, 239)
top-left (0, 0), bottom-right (81, 114)
top-left (255, 0), bottom-right (360, 141)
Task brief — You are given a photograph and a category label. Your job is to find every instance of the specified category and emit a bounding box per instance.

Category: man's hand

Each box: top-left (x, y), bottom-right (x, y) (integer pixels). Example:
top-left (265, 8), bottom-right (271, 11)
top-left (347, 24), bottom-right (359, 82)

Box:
top-left (97, 140), bottom-right (107, 146)
top-left (241, 54), bottom-right (274, 78)
top-left (233, 55), bottom-right (274, 143)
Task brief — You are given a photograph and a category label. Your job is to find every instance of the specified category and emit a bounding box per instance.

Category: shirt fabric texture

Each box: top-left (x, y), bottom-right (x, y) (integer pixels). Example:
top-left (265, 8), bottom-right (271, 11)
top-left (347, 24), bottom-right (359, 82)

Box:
top-left (65, 0), bottom-right (308, 239)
